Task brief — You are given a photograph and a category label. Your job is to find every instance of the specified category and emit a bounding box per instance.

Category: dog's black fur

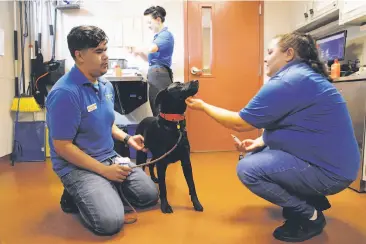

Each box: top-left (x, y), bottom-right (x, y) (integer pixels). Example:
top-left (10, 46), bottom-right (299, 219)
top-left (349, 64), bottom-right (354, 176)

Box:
top-left (135, 80), bottom-right (203, 214)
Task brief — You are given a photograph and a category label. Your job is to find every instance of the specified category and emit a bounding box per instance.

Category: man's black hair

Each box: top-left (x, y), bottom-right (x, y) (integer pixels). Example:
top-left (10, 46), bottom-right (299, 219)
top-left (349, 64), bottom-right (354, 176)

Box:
top-left (67, 25), bottom-right (108, 59)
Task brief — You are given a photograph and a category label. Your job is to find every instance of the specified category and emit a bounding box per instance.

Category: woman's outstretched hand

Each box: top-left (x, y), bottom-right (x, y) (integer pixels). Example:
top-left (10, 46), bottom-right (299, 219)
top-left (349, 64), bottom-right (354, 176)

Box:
top-left (234, 137), bottom-right (265, 153)
top-left (185, 97), bottom-right (206, 111)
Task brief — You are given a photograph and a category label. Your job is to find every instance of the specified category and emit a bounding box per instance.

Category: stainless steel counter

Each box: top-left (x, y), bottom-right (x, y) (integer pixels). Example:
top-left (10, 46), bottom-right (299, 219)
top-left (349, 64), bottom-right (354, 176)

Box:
top-left (332, 71), bottom-right (366, 82)
top-left (103, 75), bottom-right (144, 82)
top-left (333, 77), bottom-right (366, 193)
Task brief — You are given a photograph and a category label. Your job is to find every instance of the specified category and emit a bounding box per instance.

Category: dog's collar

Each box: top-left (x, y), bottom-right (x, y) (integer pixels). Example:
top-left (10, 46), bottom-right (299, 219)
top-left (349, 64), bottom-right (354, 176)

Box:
top-left (159, 112), bottom-right (185, 122)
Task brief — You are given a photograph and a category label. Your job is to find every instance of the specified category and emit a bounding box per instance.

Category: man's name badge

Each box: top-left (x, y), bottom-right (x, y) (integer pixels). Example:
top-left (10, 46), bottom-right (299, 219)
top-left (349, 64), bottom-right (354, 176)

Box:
top-left (87, 103), bottom-right (97, 112)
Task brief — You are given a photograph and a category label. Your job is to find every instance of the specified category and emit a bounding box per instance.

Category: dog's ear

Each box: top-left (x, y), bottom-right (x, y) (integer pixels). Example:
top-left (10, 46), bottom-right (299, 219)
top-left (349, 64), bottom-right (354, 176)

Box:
top-left (154, 89), bottom-right (168, 107)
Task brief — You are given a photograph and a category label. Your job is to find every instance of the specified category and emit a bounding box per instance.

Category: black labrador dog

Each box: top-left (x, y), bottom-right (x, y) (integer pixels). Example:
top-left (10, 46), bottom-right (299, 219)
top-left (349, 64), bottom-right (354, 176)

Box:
top-left (135, 80), bottom-right (203, 214)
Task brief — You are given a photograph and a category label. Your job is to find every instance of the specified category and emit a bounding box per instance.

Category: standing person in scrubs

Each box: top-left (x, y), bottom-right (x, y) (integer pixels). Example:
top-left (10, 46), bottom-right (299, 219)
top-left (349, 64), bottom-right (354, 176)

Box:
top-left (130, 6), bottom-right (174, 116)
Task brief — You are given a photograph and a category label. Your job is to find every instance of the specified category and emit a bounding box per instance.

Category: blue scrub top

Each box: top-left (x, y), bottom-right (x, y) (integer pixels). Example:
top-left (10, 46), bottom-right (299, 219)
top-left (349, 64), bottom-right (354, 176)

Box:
top-left (239, 60), bottom-right (360, 181)
top-left (46, 65), bottom-right (117, 178)
top-left (148, 27), bottom-right (174, 68)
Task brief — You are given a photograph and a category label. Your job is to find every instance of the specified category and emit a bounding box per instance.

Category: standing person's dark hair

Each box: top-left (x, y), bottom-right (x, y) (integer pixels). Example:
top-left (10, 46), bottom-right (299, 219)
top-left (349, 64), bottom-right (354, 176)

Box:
top-left (129, 5), bottom-right (175, 116)
top-left (144, 6), bottom-right (166, 23)
top-left (275, 32), bottom-right (331, 81)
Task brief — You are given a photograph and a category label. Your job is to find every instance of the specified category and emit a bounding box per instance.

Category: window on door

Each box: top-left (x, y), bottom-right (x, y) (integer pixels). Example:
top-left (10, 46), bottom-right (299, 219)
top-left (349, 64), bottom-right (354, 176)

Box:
top-left (201, 6), bottom-right (213, 76)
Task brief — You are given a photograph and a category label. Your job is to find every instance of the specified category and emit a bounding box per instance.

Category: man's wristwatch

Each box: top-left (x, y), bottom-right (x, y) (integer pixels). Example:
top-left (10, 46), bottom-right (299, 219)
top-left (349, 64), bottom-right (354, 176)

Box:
top-left (123, 134), bottom-right (131, 144)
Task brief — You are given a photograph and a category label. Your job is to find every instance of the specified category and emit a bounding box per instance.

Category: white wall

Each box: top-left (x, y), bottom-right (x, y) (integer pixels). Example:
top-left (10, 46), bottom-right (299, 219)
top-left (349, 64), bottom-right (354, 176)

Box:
top-left (56, 0), bottom-right (294, 87)
top-left (57, 0), bottom-right (185, 125)
top-left (0, 0), bottom-right (295, 157)
top-left (0, 1), bottom-right (15, 157)
top-left (263, 1), bottom-right (292, 83)
top-left (56, 0), bottom-right (184, 82)
top-left (0, 0), bottom-right (185, 157)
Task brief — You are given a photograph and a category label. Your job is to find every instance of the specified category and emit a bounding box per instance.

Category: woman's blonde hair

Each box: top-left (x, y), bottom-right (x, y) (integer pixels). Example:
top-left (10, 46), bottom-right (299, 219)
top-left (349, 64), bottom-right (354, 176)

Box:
top-left (275, 32), bottom-right (331, 81)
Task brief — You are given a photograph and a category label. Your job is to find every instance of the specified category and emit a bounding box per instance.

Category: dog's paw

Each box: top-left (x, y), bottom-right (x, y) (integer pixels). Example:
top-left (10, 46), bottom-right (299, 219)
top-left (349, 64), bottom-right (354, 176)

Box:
top-left (151, 176), bottom-right (159, 183)
top-left (161, 202), bottom-right (174, 214)
top-left (191, 196), bottom-right (204, 212)
top-left (193, 202), bottom-right (203, 212)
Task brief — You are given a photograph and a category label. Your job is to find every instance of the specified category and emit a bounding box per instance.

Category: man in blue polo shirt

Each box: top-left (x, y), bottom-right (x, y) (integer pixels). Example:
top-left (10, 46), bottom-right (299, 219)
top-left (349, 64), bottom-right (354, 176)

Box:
top-left (46, 25), bottom-right (158, 236)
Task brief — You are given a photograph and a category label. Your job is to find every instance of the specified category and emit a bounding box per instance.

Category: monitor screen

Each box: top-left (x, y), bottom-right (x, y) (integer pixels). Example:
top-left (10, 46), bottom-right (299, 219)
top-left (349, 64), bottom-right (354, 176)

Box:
top-left (316, 31), bottom-right (347, 63)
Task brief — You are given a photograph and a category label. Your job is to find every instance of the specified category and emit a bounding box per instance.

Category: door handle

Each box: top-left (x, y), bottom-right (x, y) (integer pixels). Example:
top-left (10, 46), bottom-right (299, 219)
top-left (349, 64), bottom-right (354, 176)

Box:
top-left (191, 67), bottom-right (202, 75)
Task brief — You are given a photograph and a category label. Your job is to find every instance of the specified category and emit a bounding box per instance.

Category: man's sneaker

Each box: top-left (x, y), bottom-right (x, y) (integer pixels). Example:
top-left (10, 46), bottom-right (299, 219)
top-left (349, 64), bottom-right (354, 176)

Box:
top-left (273, 211), bottom-right (326, 242)
top-left (60, 189), bottom-right (79, 214)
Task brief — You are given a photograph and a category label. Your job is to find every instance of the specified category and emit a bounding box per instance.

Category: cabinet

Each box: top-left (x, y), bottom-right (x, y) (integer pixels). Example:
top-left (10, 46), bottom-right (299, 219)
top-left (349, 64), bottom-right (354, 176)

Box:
top-left (291, 0), bottom-right (339, 33)
top-left (339, 0), bottom-right (366, 25)
top-left (290, 1), bottom-right (311, 31)
top-left (311, 0), bottom-right (338, 20)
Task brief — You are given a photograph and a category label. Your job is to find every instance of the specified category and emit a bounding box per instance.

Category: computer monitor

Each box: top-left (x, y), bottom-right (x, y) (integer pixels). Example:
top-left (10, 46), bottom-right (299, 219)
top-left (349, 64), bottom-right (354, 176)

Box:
top-left (316, 30), bottom-right (347, 64)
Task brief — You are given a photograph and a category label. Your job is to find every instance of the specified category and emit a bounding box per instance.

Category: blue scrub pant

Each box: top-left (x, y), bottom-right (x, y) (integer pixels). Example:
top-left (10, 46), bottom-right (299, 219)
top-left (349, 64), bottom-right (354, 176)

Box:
top-left (147, 65), bottom-right (173, 116)
top-left (236, 146), bottom-right (352, 219)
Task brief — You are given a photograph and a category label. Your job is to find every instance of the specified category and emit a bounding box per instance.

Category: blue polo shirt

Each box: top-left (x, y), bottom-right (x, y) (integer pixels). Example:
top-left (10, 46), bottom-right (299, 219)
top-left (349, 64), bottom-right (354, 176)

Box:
top-left (148, 27), bottom-right (174, 68)
top-left (46, 65), bottom-right (117, 178)
top-left (239, 60), bottom-right (360, 181)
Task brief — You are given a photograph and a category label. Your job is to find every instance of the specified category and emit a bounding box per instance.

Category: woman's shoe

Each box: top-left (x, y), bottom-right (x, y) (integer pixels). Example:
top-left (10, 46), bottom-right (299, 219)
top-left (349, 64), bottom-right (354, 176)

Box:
top-left (274, 211), bottom-right (326, 242)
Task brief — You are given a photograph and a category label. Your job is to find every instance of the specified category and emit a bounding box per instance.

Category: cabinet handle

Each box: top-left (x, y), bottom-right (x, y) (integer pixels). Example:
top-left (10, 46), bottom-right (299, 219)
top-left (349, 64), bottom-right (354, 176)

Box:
top-left (309, 9), bottom-right (314, 15)
top-left (304, 12), bottom-right (309, 18)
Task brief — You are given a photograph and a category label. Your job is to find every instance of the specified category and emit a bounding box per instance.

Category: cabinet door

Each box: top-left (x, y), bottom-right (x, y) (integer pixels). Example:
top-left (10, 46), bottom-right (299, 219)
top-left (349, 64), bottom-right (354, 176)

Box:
top-left (122, 17), bottom-right (144, 47)
top-left (290, 1), bottom-right (312, 31)
top-left (310, 0), bottom-right (338, 19)
top-left (342, 0), bottom-right (365, 13)
top-left (339, 0), bottom-right (366, 25)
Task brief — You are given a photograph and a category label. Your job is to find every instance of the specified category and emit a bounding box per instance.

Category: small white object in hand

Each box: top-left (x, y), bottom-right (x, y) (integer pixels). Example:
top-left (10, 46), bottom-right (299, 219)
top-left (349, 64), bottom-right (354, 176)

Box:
top-left (115, 157), bottom-right (132, 175)
top-left (115, 156), bottom-right (131, 165)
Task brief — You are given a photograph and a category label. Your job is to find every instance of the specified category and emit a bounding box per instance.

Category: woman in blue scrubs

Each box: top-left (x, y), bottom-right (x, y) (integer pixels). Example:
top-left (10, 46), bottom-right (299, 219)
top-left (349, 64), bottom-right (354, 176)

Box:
top-left (131, 6), bottom-right (174, 116)
top-left (185, 32), bottom-right (360, 242)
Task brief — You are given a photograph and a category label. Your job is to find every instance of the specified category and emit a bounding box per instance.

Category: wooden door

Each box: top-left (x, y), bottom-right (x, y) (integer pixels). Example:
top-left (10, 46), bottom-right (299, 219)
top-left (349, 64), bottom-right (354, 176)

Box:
top-left (184, 1), bottom-right (263, 152)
